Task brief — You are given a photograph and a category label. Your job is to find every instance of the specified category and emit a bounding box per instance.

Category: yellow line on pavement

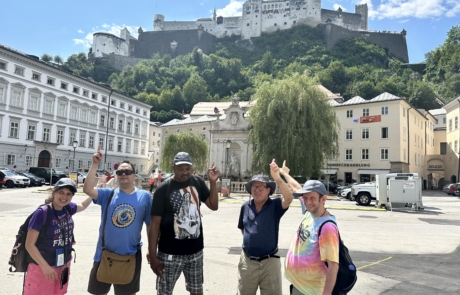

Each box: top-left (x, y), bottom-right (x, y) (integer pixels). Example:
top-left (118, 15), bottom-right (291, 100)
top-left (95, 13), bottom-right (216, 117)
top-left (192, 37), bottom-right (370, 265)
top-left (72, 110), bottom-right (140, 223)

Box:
top-left (357, 256), bottom-right (393, 270)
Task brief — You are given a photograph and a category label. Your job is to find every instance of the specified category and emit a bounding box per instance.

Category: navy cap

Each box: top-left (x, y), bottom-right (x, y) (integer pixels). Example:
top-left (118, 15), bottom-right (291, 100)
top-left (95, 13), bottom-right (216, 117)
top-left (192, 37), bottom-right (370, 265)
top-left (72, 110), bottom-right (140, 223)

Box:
top-left (173, 152), bottom-right (193, 166)
top-left (54, 178), bottom-right (77, 194)
top-left (293, 180), bottom-right (327, 197)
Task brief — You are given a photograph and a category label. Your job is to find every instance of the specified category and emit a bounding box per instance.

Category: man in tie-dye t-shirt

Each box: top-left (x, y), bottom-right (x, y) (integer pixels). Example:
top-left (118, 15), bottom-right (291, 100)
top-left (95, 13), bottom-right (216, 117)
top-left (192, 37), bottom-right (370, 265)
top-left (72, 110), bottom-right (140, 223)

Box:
top-left (284, 180), bottom-right (339, 295)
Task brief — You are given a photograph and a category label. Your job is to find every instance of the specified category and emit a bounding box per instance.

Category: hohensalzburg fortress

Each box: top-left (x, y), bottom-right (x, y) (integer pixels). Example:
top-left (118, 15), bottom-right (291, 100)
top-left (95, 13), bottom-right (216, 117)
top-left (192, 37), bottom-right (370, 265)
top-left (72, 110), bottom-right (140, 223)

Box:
top-left (153, 0), bottom-right (368, 39)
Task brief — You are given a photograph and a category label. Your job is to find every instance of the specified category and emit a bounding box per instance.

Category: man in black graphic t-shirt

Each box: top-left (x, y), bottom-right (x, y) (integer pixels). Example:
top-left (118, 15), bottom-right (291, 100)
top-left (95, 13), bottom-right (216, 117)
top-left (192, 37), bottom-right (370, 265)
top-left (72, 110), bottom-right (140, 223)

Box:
top-left (149, 152), bottom-right (219, 295)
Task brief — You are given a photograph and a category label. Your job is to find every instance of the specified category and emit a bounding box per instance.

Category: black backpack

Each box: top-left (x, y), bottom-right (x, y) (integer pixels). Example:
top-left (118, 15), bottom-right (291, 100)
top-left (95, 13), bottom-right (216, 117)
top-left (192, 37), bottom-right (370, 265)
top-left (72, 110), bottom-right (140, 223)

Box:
top-left (9, 204), bottom-right (52, 272)
top-left (318, 220), bottom-right (357, 295)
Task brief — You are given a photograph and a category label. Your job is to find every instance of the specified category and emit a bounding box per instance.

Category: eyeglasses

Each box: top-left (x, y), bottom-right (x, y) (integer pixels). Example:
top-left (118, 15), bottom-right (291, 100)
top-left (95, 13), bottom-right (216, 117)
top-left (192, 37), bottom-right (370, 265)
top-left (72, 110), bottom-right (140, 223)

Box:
top-left (116, 169), bottom-right (134, 176)
top-left (251, 185), bottom-right (267, 191)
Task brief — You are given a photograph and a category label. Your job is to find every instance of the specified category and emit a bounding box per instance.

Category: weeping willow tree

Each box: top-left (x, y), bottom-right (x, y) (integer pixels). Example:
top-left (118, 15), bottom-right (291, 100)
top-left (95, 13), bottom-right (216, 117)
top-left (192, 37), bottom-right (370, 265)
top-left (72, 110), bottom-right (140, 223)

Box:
top-left (249, 72), bottom-right (339, 177)
top-left (160, 132), bottom-right (209, 173)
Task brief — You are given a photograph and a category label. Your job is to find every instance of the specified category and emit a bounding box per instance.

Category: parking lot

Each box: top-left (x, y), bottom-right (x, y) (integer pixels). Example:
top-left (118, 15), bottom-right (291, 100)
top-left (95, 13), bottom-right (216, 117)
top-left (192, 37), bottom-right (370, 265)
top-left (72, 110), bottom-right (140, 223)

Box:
top-left (0, 187), bottom-right (459, 294)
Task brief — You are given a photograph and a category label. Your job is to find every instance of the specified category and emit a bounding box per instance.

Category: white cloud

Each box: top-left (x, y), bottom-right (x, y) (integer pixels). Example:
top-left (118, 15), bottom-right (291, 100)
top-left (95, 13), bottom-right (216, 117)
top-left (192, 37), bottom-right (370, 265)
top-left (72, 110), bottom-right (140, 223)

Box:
top-left (77, 29), bottom-right (84, 34)
top-left (216, 0), bottom-right (244, 17)
top-left (73, 24), bottom-right (140, 49)
top-left (333, 4), bottom-right (347, 11)
top-left (398, 19), bottom-right (410, 23)
top-left (352, 0), bottom-right (460, 20)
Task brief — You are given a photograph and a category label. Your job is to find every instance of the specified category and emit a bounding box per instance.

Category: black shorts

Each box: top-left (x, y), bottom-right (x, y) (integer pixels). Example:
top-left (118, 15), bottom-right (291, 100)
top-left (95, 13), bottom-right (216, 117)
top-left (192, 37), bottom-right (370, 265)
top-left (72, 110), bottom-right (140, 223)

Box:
top-left (88, 249), bottom-right (142, 295)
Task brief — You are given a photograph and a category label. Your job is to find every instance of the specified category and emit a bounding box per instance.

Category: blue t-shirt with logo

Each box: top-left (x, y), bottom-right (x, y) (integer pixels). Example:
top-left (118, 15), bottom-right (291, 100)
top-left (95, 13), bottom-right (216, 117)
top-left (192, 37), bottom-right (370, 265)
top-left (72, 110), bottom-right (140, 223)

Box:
top-left (93, 188), bottom-right (152, 261)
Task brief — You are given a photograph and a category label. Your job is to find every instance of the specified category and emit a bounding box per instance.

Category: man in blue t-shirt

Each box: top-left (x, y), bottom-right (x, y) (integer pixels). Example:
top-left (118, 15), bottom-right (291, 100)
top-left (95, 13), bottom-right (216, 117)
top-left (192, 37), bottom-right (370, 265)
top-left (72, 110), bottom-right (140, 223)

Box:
top-left (237, 159), bottom-right (293, 295)
top-left (149, 152), bottom-right (219, 295)
top-left (83, 146), bottom-right (152, 295)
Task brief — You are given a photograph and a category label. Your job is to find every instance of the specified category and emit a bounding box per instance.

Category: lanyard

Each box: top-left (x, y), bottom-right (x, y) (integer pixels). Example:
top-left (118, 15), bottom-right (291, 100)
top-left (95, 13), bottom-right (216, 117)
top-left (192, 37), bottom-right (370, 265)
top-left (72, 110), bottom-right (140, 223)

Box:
top-left (51, 204), bottom-right (69, 262)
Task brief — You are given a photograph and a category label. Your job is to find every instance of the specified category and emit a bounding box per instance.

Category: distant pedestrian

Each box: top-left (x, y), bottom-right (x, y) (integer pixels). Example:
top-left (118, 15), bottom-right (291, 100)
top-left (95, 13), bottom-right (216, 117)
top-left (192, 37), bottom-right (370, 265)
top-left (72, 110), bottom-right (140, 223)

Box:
top-left (149, 169), bottom-right (156, 193)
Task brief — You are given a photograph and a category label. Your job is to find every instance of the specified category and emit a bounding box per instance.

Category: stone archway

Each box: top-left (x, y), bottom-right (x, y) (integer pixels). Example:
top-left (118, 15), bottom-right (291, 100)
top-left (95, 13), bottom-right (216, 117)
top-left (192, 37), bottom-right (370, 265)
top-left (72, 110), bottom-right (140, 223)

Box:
top-left (37, 150), bottom-right (51, 167)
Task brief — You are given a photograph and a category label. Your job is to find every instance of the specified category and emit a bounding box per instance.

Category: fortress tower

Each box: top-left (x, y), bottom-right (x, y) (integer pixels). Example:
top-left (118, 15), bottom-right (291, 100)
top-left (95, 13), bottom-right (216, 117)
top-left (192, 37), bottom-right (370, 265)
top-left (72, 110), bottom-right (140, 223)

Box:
top-left (355, 3), bottom-right (368, 30)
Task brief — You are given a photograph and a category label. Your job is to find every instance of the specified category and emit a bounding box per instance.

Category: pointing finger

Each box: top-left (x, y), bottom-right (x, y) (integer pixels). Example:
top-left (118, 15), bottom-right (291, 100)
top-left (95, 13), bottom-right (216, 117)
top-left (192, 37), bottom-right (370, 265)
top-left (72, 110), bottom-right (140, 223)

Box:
top-left (282, 160), bottom-right (286, 167)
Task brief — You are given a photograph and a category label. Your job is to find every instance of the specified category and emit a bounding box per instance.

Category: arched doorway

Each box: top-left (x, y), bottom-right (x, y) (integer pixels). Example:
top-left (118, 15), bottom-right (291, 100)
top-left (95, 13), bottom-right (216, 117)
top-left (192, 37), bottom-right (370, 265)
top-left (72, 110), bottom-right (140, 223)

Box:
top-left (37, 150), bottom-right (51, 167)
top-left (451, 175), bottom-right (457, 184)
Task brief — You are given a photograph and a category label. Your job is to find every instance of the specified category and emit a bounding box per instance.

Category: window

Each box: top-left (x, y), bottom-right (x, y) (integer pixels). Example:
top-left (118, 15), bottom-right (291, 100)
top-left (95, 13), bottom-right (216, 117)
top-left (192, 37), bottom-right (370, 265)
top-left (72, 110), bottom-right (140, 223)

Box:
top-left (127, 122), bottom-right (132, 133)
top-left (120, 102), bottom-right (125, 109)
top-left (99, 136), bottom-right (104, 149)
top-left (111, 99), bottom-right (116, 106)
top-left (125, 140), bottom-right (130, 152)
top-left (456, 117), bottom-right (458, 129)
top-left (345, 129), bottom-right (353, 140)
top-left (69, 130), bottom-right (76, 144)
top-left (80, 109), bottom-right (88, 122)
top-left (117, 139), bottom-right (123, 152)
top-left (27, 124), bottom-right (36, 140)
top-left (128, 105), bottom-right (132, 111)
top-left (133, 141), bottom-right (139, 154)
top-left (403, 127), bottom-right (406, 141)
top-left (28, 94), bottom-right (40, 112)
top-left (9, 121), bottom-right (19, 138)
top-left (47, 77), bottom-right (55, 86)
top-left (134, 123), bottom-right (139, 135)
top-left (415, 153), bottom-right (417, 165)
top-left (448, 119), bottom-right (452, 131)
top-left (11, 89), bottom-right (23, 108)
top-left (443, 118), bottom-right (446, 124)
top-left (57, 129), bottom-right (64, 144)
top-left (102, 96), bottom-right (107, 103)
top-left (100, 114), bottom-right (106, 127)
top-left (89, 135), bottom-right (95, 148)
top-left (58, 102), bottom-right (67, 117)
top-left (5, 154), bottom-right (16, 165)
top-left (143, 110), bottom-right (147, 116)
top-left (141, 142), bottom-right (146, 155)
top-left (403, 108), bottom-right (406, 117)
top-left (363, 108), bottom-right (369, 116)
top-left (345, 149), bottom-right (352, 160)
top-left (380, 148), bottom-right (389, 160)
top-left (78, 160), bottom-right (83, 169)
top-left (43, 126), bottom-right (51, 142)
top-left (346, 110), bottom-right (353, 118)
top-left (381, 127), bottom-right (389, 139)
top-left (361, 149), bottom-right (369, 160)
top-left (83, 90), bottom-right (89, 97)
top-left (60, 82), bottom-right (68, 90)
top-left (32, 72), bottom-right (41, 81)
top-left (25, 155), bottom-right (33, 166)
top-left (55, 158), bottom-right (61, 168)
top-left (79, 132), bottom-right (86, 147)
top-left (89, 111), bottom-right (97, 125)
top-left (109, 117), bottom-right (115, 129)
top-left (0, 84), bottom-right (6, 104)
top-left (0, 61), bottom-right (6, 70)
top-left (70, 106), bottom-right (78, 120)
top-left (361, 128), bottom-right (369, 139)
top-left (109, 137), bottom-right (114, 151)
top-left (135, 108), bottom-right (140, 114)
top-left (152, 132), bottom-right (155, 136)
top-left (118, 119), bottom-right (124, 131)
top-left (87, 160), bottom-right (92, 169)
top-left (14, 66), bottom-right (24, 76)
top-left (456, 140), bottom-right (458, 153)
top-left (91, 93), bottom-right (97, 100)
top-left (381, 106), bottom-right (388, 115)
top-left (44, 99), bottom-right (53, 114)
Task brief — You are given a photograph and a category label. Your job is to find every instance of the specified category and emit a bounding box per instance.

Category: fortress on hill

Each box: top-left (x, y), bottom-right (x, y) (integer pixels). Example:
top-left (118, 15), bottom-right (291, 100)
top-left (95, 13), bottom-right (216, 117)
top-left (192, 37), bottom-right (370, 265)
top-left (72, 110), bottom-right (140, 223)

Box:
top-left (92, 0), bottom-right (409, 70)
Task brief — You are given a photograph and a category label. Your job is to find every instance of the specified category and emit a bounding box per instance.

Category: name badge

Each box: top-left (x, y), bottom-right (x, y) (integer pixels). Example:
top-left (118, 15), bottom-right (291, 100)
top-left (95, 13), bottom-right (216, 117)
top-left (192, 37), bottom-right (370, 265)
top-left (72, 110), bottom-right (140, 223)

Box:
top-left (56, 248), bottom-right (65, 267)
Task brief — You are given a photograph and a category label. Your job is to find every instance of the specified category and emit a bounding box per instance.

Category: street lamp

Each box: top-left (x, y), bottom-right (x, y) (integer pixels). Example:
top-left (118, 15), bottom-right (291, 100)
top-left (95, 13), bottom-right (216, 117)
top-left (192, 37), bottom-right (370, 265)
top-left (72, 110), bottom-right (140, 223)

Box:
top-left (225, 139), bottom-right (232, 177)
top-left (72, 140), bottom-right (78, 172)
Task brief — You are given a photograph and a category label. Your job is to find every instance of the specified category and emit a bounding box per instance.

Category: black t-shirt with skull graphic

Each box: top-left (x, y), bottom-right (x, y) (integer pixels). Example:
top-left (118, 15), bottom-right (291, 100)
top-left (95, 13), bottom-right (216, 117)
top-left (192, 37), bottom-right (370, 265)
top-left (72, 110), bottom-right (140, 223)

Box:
top-left (151, 175), bottom-right (210, 255)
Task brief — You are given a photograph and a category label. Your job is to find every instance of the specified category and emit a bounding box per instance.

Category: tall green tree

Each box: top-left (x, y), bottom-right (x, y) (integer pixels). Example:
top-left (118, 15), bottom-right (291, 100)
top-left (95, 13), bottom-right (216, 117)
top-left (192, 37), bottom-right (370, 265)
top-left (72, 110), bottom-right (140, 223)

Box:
top-left (249, 72), bottom-right (339, 177)
top-left (160, 132), bottom-right (209, 173)
top-left (53, 55), bottom-right (63, 65)
top-left (41, 54), bottom-right (52, 62)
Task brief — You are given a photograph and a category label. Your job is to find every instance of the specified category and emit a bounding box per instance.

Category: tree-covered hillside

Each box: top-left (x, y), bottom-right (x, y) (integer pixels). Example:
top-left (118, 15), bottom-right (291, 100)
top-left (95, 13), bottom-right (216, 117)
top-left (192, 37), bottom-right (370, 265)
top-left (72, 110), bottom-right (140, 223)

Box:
top-left (49, 24), bottom-right (460, 122)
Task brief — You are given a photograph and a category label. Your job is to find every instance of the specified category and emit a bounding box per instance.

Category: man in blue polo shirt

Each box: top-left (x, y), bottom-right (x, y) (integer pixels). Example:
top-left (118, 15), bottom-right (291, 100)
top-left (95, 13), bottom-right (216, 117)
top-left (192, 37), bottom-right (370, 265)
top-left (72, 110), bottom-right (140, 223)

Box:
top-left (237, 159), bottom-right (293, 295)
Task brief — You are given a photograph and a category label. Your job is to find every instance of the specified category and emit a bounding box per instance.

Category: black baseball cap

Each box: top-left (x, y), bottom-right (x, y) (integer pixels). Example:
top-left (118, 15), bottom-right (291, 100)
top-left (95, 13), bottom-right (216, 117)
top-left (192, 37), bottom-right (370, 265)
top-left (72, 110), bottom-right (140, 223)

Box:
top-left (173, 152), bottom-right (193, 166)
top-left (54, 178), bottom-right (77, 194)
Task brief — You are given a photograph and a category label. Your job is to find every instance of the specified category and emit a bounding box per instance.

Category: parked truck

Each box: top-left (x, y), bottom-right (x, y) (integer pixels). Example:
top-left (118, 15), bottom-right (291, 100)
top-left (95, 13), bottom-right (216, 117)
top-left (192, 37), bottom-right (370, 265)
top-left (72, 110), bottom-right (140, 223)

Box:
top-left (351, 182), bottom-right (376, 206)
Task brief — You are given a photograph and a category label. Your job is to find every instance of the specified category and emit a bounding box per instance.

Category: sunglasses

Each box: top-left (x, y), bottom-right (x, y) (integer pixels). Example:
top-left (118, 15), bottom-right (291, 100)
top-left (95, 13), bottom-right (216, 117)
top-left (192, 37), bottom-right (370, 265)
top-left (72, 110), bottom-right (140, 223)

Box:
top-left (60, 267), bottom-right (69, 289)
top-left (251, 185), bottom-right (267, 191)
top-left (116, 169), bottom-right (134, 176)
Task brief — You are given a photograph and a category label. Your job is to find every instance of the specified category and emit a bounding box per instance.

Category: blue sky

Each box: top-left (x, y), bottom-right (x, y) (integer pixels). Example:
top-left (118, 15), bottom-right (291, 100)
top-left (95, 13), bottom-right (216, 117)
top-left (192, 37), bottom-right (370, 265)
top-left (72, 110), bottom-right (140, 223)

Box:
top-left (1, 0), bottom-right (459, 63)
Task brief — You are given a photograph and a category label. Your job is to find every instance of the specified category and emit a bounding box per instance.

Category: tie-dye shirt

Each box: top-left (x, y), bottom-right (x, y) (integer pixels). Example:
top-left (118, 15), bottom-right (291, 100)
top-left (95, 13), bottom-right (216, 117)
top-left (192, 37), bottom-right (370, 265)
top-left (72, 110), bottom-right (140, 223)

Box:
top-left (285, 213), bottom-right (339, 295)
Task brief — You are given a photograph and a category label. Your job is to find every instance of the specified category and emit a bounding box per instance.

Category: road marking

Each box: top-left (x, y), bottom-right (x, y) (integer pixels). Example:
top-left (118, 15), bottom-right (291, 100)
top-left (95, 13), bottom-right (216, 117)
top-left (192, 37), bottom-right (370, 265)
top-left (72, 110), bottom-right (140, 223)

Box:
top-left (357, 256), bottom-right (393, 270)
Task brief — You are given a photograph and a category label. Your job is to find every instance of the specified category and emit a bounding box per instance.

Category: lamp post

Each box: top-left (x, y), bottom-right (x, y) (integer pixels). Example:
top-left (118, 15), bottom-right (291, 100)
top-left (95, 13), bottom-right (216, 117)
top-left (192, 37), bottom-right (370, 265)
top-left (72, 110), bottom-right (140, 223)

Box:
top-left (225, 139), bottom-right (232, 177)
top-left (104, 88), bottom-right (114, 171)
top-left (72, 140), bottom-right (78, 172)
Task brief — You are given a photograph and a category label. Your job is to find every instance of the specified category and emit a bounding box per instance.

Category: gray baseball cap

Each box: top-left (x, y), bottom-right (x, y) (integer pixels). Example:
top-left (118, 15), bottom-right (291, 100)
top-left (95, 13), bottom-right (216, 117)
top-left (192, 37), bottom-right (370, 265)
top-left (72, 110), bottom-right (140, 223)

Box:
top-left (54, 178), bottom-right (77, 194)
top-left (173, 152), bottom-right (193, 166)
top-left (293, 180), bottom-right (327, 197)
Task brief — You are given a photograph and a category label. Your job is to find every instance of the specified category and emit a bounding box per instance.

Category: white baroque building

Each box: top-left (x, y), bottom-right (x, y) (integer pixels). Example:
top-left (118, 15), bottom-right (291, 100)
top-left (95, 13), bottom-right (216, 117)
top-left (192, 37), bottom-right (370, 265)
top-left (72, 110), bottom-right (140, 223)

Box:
top-left (0, 43), bottom-right (152, 174)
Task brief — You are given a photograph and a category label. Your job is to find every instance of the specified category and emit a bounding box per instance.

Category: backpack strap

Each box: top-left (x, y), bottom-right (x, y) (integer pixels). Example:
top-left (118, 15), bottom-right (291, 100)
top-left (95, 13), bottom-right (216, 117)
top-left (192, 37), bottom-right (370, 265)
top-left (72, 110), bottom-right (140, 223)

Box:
top-left (318, 219), bottom-right (341, 268)
top-left (101, 189), bottom-right (116, 249)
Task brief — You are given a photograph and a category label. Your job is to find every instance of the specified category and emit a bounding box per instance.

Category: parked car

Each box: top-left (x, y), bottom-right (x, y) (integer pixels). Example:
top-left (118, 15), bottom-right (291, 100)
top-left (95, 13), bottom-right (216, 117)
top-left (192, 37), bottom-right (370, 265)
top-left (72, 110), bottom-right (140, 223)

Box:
top-left (351, 182), bottom-right (376, 206)
top-left (17, 172), bottom-right (45, 186)
top-left (56, 170), bottom-right (69, 177)
top-left (70, 171), bottom-right (86, 183)
top-left (319, 180), bottom-right (339, 194)
top-left (443, 183), bottom-right (458, 195)
top-left (29, 167), bottom-right (67, 184)
top-left (0, 170), bottom-right (30, 188)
